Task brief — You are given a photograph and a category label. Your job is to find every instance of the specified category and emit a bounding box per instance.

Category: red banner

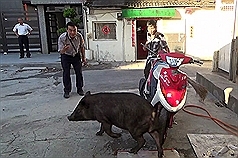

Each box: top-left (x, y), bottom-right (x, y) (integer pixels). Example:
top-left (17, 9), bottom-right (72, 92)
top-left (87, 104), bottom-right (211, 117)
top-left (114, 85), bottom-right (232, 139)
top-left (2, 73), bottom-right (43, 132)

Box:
top-left (131, 20), bottom-right (136, 47)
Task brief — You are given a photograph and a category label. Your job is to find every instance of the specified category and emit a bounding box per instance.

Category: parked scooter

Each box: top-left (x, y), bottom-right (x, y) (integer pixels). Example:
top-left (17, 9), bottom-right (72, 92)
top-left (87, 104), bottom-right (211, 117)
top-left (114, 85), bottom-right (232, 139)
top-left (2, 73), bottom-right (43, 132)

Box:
top-left (139, 43), bottom-right (205, 151)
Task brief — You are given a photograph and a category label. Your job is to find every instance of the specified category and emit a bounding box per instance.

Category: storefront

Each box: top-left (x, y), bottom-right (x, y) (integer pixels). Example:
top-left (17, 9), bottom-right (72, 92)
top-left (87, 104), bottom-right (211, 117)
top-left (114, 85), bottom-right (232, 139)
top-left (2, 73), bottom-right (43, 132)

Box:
top-left (122, 8), bottom-right (177, 59)
top-left (87, 7), bottom-right (180, 61)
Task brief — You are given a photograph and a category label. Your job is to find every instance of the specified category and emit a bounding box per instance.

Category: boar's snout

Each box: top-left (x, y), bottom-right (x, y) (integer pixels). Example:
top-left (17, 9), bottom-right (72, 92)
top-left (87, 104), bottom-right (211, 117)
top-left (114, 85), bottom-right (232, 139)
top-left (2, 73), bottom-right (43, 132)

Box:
top-left (67, 114), bottom-right (75, 121)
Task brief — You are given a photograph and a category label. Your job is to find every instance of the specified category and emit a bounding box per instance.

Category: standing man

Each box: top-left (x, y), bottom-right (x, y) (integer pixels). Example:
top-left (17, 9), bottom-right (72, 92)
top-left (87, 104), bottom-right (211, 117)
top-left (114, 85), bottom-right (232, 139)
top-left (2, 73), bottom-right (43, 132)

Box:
top-left (143, 20), bottom-right (170, 79)
top-left (13, 18), bottom-right (33, 58)
top-left (58, 22), bottom-right (86, 98)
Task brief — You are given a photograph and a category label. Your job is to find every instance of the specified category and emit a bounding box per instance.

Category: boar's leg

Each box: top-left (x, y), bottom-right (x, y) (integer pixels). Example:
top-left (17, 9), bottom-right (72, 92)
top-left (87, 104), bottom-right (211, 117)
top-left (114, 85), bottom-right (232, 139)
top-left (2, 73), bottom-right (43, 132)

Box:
top-left (129, 134), bottom-right (145, 154)
top-left (101, 122), bottom-right (122, 138)
top-left (96, 123), bottom-right (104, 136)
top-left (149, 131), bottom-right (163, 158)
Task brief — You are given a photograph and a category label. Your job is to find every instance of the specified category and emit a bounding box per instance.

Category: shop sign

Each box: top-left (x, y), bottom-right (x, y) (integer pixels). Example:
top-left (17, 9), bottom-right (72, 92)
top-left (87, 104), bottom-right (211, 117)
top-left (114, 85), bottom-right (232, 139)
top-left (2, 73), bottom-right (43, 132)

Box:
top-left (122, 8), bottom-right (175, 18)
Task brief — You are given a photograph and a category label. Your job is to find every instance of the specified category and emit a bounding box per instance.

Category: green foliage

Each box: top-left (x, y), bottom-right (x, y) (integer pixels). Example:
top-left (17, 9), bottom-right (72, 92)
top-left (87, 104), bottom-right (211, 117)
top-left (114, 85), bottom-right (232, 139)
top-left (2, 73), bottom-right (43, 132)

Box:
top-left (63, 8), bottom-right (77, 19)
top-left (63, 8), bottom-right (81, 26)
top-left (58, 8), bottom-right (82, 36)
top-left (71, 18), bottom-right (81, 27)
top-left (57, 27), bottom-right (66, 35)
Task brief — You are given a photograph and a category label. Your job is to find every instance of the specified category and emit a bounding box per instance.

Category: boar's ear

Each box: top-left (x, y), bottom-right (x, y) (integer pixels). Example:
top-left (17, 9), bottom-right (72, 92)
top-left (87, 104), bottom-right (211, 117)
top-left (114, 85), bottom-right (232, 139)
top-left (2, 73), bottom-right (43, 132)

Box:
top-left (85, 91), bottom-right (91, 96)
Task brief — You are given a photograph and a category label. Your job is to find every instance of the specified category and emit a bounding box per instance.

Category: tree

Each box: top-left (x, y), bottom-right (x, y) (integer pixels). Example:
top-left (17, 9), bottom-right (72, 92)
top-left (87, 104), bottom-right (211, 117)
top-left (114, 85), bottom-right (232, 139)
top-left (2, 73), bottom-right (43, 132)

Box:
top-left (57, 7), bottom-right (81, 35)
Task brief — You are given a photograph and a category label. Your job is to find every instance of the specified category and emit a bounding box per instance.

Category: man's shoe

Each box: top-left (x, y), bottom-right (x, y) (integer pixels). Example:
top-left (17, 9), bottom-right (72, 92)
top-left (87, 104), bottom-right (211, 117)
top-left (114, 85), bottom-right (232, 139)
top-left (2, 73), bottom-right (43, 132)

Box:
top-left (63, 92), bottom-right (70, 98)
top-left (77, 89), bottom-right (84, 96)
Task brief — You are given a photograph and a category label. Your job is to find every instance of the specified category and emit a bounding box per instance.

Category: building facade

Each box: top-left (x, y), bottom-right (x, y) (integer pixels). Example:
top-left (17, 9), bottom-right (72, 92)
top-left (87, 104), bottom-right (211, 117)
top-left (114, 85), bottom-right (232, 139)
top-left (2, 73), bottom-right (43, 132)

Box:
top-left (29, 0), bottom-right (84, 54)
top-left (0, 0), bottom-right (84, 54)
top-left (0, 0), bottom-right (236, 64)
top-left (0, 0), bottom-right (41, 53)
top-left (84, 0), bottom-right (236, 62)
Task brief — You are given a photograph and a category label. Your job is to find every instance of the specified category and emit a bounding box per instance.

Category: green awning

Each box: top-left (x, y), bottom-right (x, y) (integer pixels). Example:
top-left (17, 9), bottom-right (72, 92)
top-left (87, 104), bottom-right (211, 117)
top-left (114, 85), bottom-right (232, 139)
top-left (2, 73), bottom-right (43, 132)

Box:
top-left (122, 8), bottom-right (176, 18)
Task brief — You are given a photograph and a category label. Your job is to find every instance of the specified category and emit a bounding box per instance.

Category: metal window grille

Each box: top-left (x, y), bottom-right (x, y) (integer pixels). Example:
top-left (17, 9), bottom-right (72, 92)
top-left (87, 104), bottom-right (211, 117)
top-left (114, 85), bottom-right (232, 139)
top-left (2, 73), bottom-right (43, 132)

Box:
top-left (94, 22), bottom-right (116, 40)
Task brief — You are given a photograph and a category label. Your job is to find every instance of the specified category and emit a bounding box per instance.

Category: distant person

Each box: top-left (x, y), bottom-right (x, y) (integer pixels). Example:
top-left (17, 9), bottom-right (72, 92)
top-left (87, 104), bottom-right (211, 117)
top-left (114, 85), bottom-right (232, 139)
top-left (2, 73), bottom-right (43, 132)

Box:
top-left (13, 18), bottom-right (33, 58)
top-left (58, 22), bottom-right (86, 98)
top-left (142, 20), bottom-right (170, 79)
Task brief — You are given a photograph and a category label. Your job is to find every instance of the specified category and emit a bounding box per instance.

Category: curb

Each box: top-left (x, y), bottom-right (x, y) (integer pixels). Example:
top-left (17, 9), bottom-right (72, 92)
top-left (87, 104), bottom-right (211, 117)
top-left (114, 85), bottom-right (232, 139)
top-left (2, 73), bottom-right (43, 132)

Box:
top-left (196, 72), bottom-right (238, 115)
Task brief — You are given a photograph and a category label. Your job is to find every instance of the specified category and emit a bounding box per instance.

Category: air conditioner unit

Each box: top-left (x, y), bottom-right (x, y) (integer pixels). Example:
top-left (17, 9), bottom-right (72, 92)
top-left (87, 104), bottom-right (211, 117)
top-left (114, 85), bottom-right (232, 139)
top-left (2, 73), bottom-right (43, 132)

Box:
top-left (117, 13), bottom-right (122, 20)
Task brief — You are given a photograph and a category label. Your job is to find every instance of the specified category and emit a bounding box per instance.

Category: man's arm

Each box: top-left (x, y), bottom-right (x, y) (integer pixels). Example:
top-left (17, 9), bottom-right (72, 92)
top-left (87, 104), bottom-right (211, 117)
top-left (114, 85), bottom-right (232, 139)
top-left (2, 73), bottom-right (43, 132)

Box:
top-left (143, 40), bottom-right (150, 51)
top-left (14, 31), bottom-right (19, 37)
top-left (80, 38), bottom-right (86, 63)
top-left (27, 24), bottom-right (33, 35)
top-left (13, 25), bottom-right (19, 37)
top-left (81, 46), bottom-right (86, 62)
top-left (165, 46), bottom-right (170, 53)
top-left (58, 34), bottom-right (69, 54)
top-left (79, 33), bottom-right (86, 63)
top-left (161, 40), bottom-right (170, 53)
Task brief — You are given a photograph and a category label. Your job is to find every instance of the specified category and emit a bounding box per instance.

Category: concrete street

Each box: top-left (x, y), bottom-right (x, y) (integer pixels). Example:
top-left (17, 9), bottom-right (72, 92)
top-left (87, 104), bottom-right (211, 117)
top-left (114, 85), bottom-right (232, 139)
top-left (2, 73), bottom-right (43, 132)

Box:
top-left (0, 52), bottom-right (237, 158)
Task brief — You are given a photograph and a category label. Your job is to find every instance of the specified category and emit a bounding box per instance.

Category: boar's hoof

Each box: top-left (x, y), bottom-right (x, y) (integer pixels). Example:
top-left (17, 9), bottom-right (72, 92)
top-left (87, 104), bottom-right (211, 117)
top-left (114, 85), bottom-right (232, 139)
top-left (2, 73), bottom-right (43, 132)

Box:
top-left (158, 153), bottom-right (163, 158)
top-left (111, 133), bottom-right (122, 138)
top-left (67, 115), bottom-right (73, 121)
top-left (96, 131), bottom-right (104, 136)
top-left (129, 148), bottom-right (138, 154)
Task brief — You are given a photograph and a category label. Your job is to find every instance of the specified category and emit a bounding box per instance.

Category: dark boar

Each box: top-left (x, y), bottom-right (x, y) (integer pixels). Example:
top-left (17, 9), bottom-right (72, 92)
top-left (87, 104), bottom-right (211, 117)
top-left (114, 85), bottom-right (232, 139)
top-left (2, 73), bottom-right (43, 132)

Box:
top-left (68, 91), bottom-right (164, 158)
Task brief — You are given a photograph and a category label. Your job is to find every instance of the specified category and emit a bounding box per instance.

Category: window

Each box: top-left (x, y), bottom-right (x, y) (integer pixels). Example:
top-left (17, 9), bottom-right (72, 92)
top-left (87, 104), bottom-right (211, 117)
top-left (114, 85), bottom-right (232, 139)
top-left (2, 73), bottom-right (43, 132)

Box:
top-left (94, 22), bottom-right (116, 40)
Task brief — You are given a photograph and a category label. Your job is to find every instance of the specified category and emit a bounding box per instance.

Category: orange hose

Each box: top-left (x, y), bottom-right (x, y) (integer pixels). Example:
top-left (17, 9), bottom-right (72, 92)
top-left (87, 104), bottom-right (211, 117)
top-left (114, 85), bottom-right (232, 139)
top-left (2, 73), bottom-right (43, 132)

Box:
top-left (183, 104), bottom-right (238, 136)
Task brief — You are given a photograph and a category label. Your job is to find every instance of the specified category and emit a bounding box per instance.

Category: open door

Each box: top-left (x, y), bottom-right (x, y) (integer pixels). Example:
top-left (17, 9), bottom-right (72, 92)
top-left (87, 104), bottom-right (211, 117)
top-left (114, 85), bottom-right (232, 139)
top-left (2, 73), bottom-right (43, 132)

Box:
top-left (136, 20), bottom-right (147, 60)
top-left (45, 6), bottom-right (66, 52)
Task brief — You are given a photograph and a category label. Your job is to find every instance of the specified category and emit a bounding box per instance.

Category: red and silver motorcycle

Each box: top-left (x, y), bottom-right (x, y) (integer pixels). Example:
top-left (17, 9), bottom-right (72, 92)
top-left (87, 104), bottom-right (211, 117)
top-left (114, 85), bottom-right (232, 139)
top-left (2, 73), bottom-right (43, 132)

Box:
top-left (139, 43), bottom-right (203, 146)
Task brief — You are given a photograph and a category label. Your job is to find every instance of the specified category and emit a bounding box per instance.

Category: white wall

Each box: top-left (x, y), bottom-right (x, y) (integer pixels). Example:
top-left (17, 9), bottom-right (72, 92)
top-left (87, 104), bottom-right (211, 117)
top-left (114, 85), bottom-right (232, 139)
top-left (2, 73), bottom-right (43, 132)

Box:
top-left (218, 43), bottom-right (231, 72)
top-left (183, 9), bottom-right (233, 60)
top-left (123, 19), bottom-right (136, 61)
top-left (185, 10), bottom-right (218, 60)
top-left (87, 8), bottom-right (234, 62)
top-left (87, 9), bottom-right (132, 61)
top-left (161, 19), bottom-right (185, 34)
top-left (160, 8), bottom-right (234, 61)
top-left (217, 7), bottom-right (235, 72)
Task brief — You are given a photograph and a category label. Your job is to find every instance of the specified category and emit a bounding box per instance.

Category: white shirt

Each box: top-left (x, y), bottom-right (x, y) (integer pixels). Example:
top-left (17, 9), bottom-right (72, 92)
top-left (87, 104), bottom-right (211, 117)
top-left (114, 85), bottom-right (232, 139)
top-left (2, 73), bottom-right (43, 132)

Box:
top-left (13, 23), bottom-right (33, 35)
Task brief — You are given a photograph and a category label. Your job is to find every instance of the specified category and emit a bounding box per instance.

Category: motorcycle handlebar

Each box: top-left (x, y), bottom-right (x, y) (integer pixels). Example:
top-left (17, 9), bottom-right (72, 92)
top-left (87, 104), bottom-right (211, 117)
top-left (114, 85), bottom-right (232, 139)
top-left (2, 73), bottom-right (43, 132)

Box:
top-left (140, 43), bottom-right (157, 55)
top-left (191, 59), bottom-right (203, 66)
top-left (141, 42), bottom-right (203, 66)
top-left (140, 43), bottom-right (164, 57)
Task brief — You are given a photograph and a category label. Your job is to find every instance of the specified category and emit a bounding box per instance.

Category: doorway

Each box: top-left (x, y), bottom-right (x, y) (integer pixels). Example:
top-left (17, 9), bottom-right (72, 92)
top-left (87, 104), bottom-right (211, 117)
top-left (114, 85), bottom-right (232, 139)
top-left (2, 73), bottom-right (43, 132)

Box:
top-left (136, 20), bottom-right (147, 60)
top-left (45, 6), bottom-right (65, 52)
